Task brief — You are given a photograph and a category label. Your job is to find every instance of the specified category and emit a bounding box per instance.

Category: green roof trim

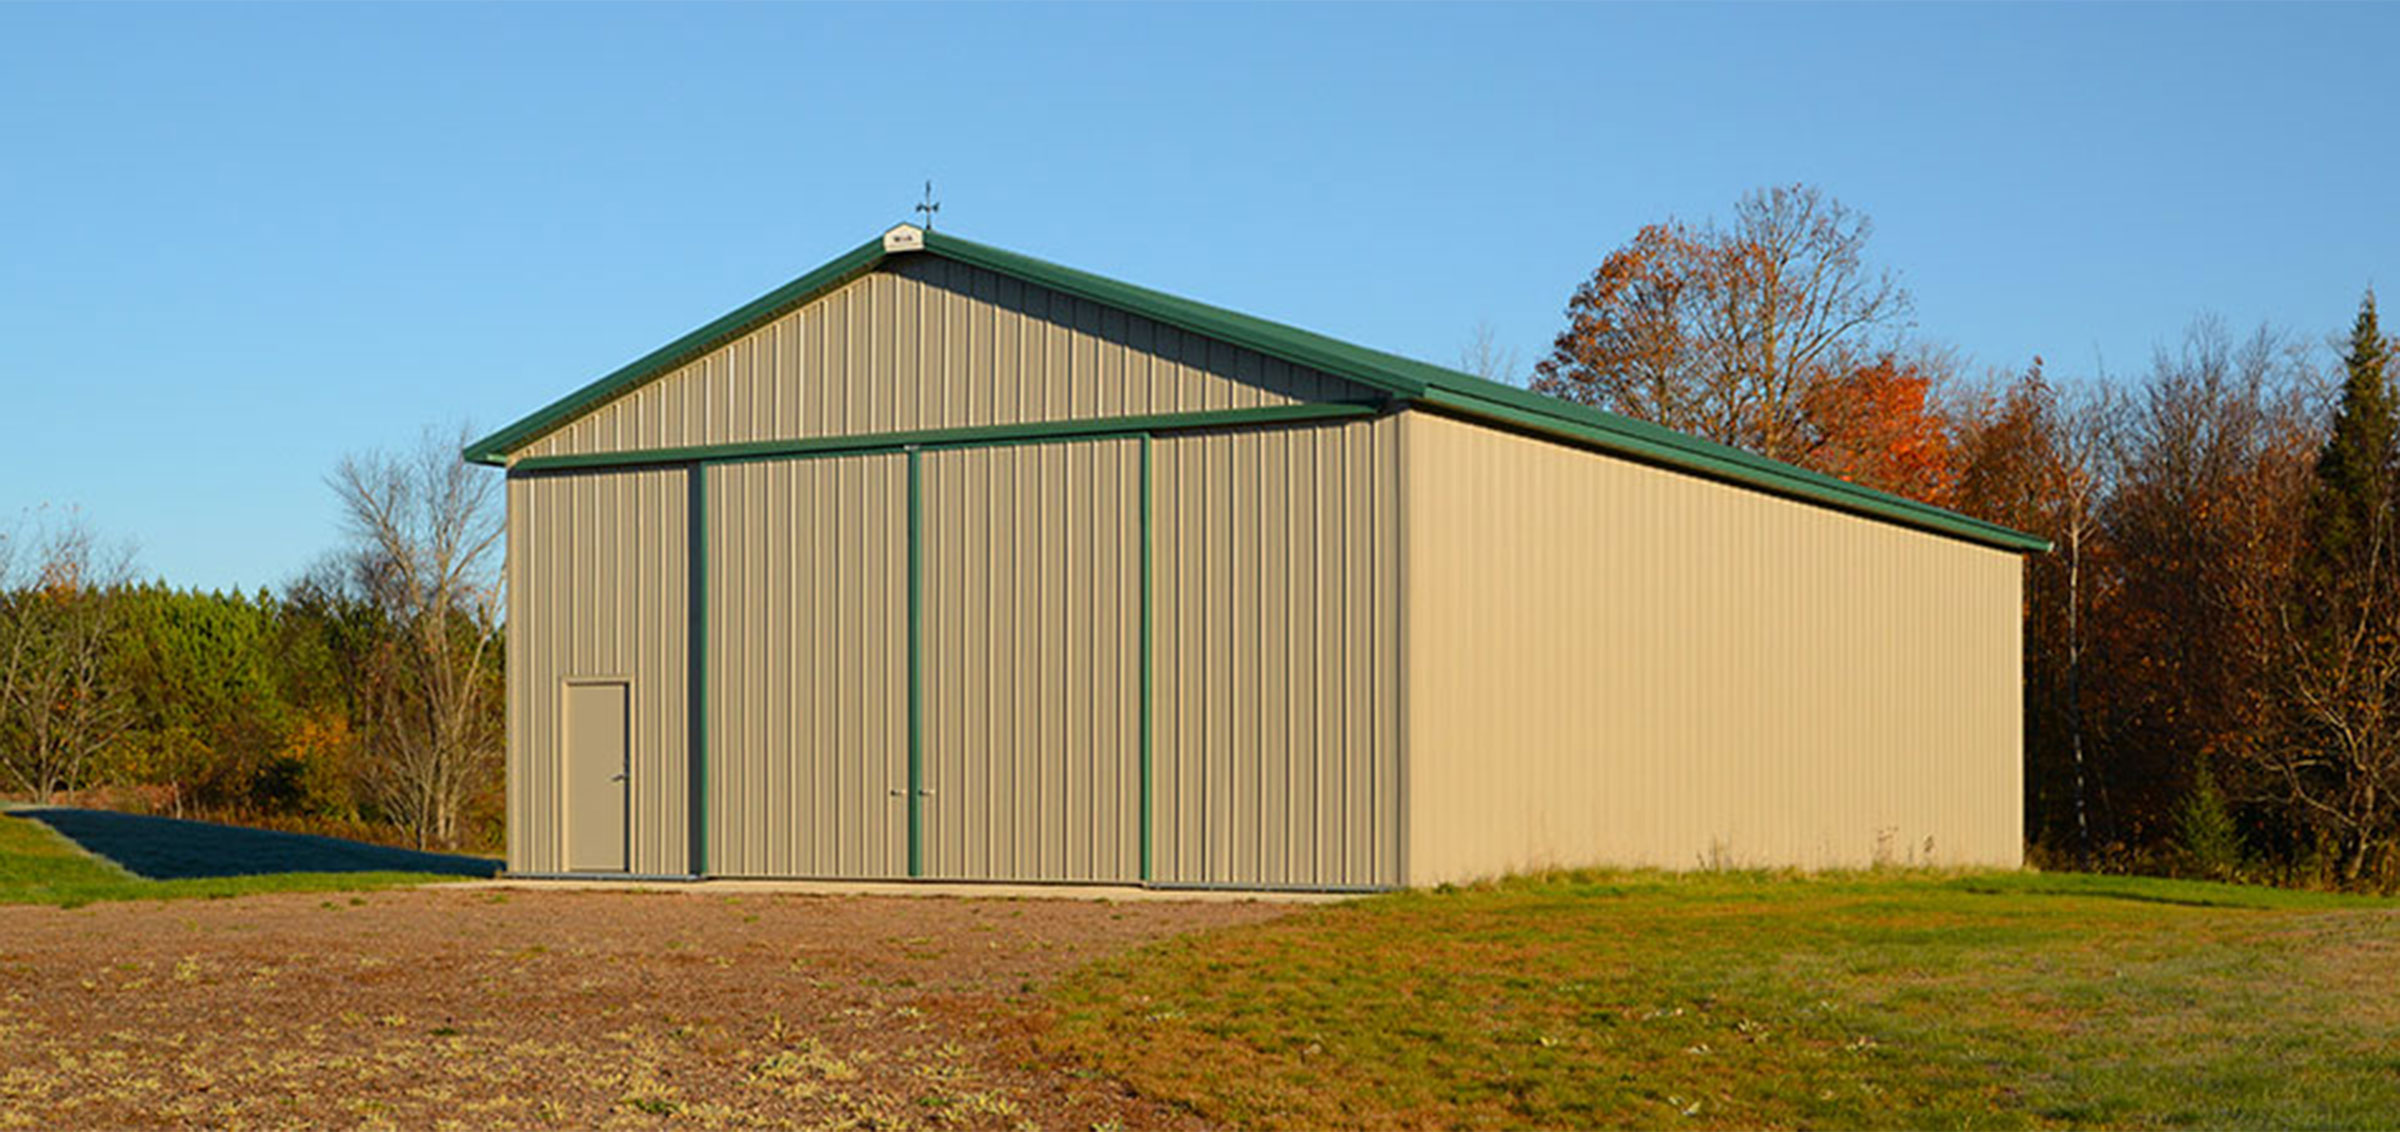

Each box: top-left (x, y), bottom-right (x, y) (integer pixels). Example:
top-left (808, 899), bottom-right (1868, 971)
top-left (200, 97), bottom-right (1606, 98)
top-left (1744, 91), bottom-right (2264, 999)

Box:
top-left (462, 234), bottom-right (888, 465)
top-left (466, 228), bottom-right (2050, 553)
top-left (1413, 383), bottom-right (2050, 552)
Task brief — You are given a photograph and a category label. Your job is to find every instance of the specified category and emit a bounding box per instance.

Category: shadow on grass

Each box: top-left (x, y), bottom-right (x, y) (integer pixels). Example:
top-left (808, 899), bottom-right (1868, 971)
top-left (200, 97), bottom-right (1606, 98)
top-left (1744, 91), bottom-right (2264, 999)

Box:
top-left (1944, 870), bottom-right (2395, 910)
top-left (15, 807), bottom-right (499, 880)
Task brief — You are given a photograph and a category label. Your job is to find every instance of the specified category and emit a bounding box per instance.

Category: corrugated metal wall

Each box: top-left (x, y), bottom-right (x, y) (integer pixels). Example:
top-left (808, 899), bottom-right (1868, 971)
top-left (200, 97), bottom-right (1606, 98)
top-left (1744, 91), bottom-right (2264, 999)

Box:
top-left (1401, 412), bottom-right (2024, 884)
top-left (519, 257), bottom-right (1374, 460)
top-left (920, 439), bottom-right (1142, 881)
top-left (1151, 417), bottom-right (1404, 889)
top-left (705, 455), bottom-right (910, 878)
top-left (506, 468), bottom-right (691, 875)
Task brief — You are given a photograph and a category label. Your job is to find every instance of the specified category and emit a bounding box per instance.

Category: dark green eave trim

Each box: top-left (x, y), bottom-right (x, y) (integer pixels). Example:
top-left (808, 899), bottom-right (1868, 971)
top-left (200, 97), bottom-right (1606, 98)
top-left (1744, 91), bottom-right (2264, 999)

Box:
top-left (463, 234), bottom-right (889, 465)
top-left (1416, 383), bottom-right (2053, 553)
top-left (466, 225), bottom-right (2048, 554)
top-left (504, 402), bottom-right (1384, 473)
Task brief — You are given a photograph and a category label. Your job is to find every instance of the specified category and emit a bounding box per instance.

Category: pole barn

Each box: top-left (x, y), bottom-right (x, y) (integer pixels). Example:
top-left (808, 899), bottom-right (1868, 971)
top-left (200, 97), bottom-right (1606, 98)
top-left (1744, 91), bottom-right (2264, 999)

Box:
top-left (468, 225), bottom-right (2044, 890)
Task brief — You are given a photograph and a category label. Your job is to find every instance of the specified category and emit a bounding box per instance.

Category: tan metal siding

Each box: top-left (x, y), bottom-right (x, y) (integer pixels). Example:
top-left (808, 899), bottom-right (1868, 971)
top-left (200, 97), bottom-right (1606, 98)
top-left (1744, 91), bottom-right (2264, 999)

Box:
top-left (1401, 412), bottom-right (2024, 884)
top-left (920, 439), bottom-right (1141, 882)
top-left (1152, 417), bottom-right (1404, 888)
top-left (505, 468), bottom-right (690, 875)
top-left (705, 455), bottom-right (909, 879)
top-left (518, 258), bottom-right (1376, 460)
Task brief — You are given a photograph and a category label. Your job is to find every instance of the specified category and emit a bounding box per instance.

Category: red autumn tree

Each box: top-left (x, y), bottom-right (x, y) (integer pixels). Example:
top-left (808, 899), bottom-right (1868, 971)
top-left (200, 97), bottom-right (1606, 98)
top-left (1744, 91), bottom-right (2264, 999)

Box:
top-left (1534, 185), bottom-right (1946, 501)
top-left (1803, 354), bottom-right (1958, 506)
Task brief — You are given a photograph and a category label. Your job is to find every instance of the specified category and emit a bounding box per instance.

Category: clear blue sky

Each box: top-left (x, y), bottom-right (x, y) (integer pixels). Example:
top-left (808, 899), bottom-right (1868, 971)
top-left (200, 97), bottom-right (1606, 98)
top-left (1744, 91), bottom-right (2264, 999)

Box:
top-left (3, 3), bottom-right (2391, 591)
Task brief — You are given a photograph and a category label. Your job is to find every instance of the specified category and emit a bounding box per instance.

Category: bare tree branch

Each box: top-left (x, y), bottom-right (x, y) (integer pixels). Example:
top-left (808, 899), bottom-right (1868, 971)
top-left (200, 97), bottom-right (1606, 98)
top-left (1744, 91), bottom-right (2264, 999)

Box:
top-left (327, 425), bottom-right (504, 849)
top-left (0, 510), bottom-right (138, 802)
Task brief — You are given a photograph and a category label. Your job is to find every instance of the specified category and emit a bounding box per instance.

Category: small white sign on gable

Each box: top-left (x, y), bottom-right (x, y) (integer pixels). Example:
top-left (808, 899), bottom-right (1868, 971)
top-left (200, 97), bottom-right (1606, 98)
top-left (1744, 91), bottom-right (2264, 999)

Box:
top-left (883, 224), bottom-right (926, 253)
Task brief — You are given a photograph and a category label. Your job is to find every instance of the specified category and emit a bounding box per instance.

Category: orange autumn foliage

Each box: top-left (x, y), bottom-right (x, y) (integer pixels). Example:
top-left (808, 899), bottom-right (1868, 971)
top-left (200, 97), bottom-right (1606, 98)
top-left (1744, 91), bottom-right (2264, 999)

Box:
top-left (1802, 355), bottom-right (1958, 506)
top-left (1536, 185), bottom-right (1943, 502)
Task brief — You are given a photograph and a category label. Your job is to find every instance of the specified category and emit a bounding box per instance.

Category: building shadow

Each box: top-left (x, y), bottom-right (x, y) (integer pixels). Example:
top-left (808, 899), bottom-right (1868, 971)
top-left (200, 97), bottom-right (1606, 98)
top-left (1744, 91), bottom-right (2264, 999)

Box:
top-left (15, 808), bottom-right (500, 880)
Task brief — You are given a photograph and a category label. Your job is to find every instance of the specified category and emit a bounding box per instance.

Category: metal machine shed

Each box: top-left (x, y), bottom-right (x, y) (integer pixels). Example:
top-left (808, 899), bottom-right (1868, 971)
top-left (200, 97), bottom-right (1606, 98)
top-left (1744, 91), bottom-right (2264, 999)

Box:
top-left (472, 225), bottom-right (2044, 890)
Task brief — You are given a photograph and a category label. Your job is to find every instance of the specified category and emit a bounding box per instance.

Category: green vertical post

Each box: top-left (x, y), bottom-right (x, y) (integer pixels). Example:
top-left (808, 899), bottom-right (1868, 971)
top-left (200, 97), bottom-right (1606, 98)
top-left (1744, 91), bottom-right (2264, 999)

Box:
top-left (689, 462), bottom-right (710, 878)
top-left (907, 448), bottom-right (924, 879)
top-left (1138, 434), bottom-right (1154, 883)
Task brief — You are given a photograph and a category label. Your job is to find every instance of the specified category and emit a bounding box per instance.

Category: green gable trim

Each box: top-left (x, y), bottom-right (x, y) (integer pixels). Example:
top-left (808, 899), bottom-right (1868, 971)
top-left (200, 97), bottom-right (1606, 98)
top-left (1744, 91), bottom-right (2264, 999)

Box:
top-left (463, 235), bottom-right (888, 465)
top-left (468, 228), bottom-right (2049, 553)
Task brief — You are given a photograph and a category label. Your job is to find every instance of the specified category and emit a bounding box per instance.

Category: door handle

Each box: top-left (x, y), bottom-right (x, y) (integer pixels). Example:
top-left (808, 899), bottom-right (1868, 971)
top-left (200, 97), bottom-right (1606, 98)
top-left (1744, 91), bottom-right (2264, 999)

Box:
top-left (609, 773), bottom-right (628, 783)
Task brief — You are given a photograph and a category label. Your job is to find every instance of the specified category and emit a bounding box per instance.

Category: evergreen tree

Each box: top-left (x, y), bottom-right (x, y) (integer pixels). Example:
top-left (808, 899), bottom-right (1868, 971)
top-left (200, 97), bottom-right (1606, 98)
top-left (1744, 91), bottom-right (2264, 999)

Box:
top-left (2299, 292), bottom-right (2398, 596)
top-left (2273, 290), bottom-right (2400, 881)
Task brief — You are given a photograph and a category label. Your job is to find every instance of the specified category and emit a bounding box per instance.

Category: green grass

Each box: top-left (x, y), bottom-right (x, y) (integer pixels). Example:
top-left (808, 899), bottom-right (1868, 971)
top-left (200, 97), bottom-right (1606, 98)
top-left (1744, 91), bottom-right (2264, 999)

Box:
top-left (1048, 870), bottom-right (2400, 1130)
top-left (0, 811), bottom-right (476, 908)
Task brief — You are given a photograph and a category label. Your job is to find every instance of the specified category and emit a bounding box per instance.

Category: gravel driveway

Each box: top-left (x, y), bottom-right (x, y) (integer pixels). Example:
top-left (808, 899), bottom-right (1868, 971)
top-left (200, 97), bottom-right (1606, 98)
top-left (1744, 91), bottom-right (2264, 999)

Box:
top-left (0, 886), bottom-right (1289, 1129)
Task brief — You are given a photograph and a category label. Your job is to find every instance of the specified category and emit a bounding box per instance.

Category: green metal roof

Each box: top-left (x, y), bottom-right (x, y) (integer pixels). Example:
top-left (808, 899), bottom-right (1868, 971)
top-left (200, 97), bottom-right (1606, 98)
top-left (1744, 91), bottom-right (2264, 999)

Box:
top-left (466, 228), bottom-right (2049, 553)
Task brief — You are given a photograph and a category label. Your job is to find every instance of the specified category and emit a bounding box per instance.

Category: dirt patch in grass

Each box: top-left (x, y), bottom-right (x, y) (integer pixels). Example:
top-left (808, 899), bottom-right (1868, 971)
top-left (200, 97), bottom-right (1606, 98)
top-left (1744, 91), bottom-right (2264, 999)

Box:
top-left (0, 886), bottom-right (1290, 1129)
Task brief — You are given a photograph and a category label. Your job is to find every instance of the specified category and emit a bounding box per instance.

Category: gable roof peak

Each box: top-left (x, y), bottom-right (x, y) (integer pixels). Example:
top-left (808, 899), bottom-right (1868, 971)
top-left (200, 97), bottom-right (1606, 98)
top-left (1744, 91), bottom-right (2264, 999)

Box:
top-left (463, 227), bottom-right (2050, 553)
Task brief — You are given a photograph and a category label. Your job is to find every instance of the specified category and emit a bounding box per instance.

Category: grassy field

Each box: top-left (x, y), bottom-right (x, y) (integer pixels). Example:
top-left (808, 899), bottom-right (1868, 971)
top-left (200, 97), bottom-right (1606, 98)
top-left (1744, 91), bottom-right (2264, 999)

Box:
top-left (1048, 870), bottom-right (2400, 1130)
top-left (0, 811), bottom-right (479, 907)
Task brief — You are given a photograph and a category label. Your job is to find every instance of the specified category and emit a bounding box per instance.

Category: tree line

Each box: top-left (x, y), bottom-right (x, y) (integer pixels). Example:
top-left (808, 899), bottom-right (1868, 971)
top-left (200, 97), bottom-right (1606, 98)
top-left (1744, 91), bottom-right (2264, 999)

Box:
top-left (0, 430), bottom-right (503, 852)
top-left (1533, 184), bottom-right (2399, 887)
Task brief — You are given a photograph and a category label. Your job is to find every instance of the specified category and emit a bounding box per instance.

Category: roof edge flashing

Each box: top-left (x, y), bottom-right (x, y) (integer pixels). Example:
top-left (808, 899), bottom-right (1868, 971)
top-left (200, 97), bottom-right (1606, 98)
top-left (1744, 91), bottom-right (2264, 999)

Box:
top-left (460, 225), bottom-right (2050, 555)
top-left (461, 234), bottom-right (893, 463)
top-left (1413, 388), bottom-right (2053, 554)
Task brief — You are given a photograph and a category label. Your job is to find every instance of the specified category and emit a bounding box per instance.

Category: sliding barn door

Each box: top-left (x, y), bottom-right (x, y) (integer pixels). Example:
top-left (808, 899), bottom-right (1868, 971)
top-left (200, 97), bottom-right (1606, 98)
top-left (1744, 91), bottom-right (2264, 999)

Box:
top-left (705, 455), bottom-right (911, 879)
top-left (918, 439), bottom-right (1142, 882)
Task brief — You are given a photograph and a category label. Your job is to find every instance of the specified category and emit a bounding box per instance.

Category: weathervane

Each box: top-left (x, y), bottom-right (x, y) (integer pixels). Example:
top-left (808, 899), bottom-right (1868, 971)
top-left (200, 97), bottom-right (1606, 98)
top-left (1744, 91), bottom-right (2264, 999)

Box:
top-left (914, 180), bottom-right (940, 231)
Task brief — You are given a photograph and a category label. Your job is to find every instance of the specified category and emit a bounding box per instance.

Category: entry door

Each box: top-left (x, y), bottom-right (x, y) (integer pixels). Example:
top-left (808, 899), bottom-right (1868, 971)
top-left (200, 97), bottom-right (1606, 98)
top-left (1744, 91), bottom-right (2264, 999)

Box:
top-left (564, 680), bottom-right (631, 873)
top-left (919, 439), bottom-right (1142, 882)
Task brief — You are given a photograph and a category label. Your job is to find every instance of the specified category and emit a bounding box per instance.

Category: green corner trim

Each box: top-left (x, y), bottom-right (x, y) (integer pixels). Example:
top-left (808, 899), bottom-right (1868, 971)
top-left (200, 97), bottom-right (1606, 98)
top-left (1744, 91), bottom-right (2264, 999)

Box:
top-left (1137, 433), bottom-right (1154, 884)
top-left (905, 448), bottom-right (924, 880)
top-left (505, 403), bottom-right (1383, 474)
top-left (687, 464), bottom-right (710, 878)
top-left (468, 227), bottom-right (2048, 553)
